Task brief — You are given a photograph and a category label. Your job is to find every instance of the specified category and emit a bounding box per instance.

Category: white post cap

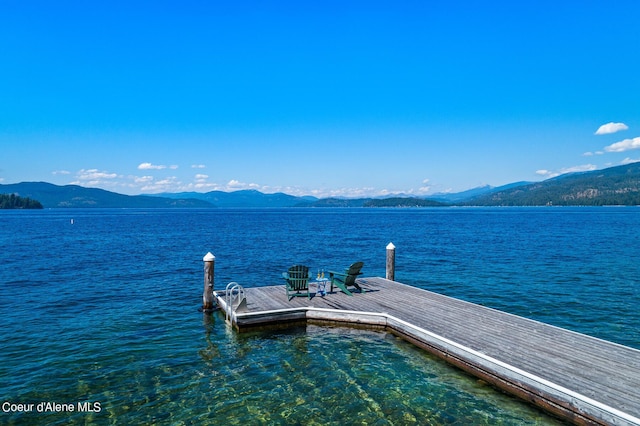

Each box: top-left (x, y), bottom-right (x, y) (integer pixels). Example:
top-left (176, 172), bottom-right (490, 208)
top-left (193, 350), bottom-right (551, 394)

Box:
top-left (386, 242), bottom-right (396, 250)
top-left (203, 252), bottom-right (216, 262)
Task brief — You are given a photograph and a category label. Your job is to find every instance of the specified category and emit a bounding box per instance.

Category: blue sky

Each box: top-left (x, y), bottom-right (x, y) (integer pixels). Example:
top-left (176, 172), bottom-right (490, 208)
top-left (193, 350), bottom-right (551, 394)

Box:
top-left (1, 1), bottom-right (639, 197)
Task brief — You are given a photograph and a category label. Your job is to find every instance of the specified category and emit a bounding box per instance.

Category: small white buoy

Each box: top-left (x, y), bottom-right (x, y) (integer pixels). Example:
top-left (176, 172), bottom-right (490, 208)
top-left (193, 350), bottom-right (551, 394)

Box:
top-left (71, 219), bottom-right (74, 225)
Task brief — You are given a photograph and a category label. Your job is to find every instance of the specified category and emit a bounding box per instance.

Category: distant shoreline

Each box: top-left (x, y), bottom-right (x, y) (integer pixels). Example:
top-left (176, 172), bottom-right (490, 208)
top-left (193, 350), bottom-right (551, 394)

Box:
top-left (3, 162), bottom-right (640, 207)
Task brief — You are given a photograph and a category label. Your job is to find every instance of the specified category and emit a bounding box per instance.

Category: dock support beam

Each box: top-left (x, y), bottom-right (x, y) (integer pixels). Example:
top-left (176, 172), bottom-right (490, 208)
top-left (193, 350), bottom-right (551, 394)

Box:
top-left (202, 252), bottom-right (216, 312)
top-left (386, 242), bottom-right (395, 281)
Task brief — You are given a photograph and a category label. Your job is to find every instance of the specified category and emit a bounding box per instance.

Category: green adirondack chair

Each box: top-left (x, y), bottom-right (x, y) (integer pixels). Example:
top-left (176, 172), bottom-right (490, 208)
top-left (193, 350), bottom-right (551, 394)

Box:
top-left (329, 262), bottom-right (364, 296)
top-left (282, 265), bottom-right (311, 300)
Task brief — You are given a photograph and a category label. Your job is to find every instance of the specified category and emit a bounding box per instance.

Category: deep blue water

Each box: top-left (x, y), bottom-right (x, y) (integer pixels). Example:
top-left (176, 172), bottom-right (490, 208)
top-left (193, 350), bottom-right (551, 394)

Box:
top-left (2, 207), bottom-right (639, 424)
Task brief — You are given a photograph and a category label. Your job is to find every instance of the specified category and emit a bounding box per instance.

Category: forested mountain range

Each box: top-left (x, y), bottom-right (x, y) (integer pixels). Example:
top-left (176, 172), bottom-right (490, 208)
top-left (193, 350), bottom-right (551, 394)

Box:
top-left (2, 162), bottom-right (640, 208)
top-left (462, 162), bottom-right (640, 206)
top-left (156, 189), bottom-right (317, 207)
top-left (0, 182), bottom-right (212, 208)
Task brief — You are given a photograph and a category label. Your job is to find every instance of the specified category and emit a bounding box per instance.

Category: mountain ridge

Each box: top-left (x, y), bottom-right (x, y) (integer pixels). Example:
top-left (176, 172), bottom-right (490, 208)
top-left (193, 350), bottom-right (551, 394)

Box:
top-left (0, 182), bottom-right (214, 208)
top-left (463, 162), bottom-right (640, 206)
top-left (155, 189), bottom-right (317, 208)
top-left (3, 162), bottom-right (640, 208)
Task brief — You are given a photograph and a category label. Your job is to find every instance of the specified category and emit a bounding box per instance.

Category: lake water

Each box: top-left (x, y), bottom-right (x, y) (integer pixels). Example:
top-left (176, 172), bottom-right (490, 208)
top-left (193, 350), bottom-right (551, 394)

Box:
top-left (2, 207), bottom-right (639, 424)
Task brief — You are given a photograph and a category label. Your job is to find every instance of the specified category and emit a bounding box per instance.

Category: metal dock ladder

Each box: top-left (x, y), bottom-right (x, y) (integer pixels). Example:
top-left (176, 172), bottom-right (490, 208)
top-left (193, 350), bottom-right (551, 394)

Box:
top-left (224, 282), bottom-right (246, 326)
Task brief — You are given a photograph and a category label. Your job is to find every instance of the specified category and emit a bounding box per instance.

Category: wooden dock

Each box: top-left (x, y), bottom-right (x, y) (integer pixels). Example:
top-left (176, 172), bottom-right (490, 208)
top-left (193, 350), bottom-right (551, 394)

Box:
top-left (214, 277), bottom-right (640, 426)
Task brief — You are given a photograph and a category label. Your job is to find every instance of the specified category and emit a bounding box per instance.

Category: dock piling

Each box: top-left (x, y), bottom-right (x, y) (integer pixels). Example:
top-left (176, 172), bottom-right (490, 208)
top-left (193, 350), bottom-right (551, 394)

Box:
top-left (386, 242), bottom-right (395, 281)
top-left (202, 252), bottom-right (216, 312)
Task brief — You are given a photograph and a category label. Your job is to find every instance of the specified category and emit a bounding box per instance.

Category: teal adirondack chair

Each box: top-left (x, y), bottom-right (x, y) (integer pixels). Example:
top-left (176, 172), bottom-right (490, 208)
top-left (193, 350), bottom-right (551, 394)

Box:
top-left (329, 262), bottom-right (364, 296)
top-left (282, 265), bottom-right (311, 300)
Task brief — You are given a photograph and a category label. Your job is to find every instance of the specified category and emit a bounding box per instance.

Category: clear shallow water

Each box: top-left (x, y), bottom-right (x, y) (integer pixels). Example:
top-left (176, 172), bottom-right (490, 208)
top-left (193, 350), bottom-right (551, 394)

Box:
top-left (2, 207), bottom-right (639, 424)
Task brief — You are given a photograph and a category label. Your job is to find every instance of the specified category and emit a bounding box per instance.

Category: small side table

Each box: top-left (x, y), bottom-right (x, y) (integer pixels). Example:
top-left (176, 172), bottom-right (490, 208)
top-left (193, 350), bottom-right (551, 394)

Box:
top-left (314, 277), bottom-right (329, 297)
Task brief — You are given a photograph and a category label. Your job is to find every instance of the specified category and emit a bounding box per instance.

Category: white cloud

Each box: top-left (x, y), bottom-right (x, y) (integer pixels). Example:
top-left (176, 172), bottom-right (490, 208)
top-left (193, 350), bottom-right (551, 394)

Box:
top-left (327, 187), bottom-right (377, 198)
top-left (155, 178), bottom-right (177, 186)
top-left (76, 169), bottom-right (118, 180)
top-left (134, 176), bottom-right (154, 184)
top-left (193, 182), bottom-right (219, 190)
top-left (191, 164), bottom-right (206, 169)
top-left (139, 176), bottom-right (181, 193)
top-left (138, 162), bottom-right (167, 170)
top-left (225, 180), bottom-right (258, 189)
top-left (565, 164), bottom-right (598, 173)
top-left (70, 169), bottom-right (121, 189)
top-left (418, 178), bottom-right (431, 194)
top-left (621, 157), bottom-right (640, 165)
top-left (53, 168), bottom-right (447, 199)
top-left (536, 164), bottom-right (597, 179)
top-left (52, 170), bottom-right (71, 175)
top-left (595, 122), bottom-right (628, 135)
top-left (604, 137), bottom-right (640, 153)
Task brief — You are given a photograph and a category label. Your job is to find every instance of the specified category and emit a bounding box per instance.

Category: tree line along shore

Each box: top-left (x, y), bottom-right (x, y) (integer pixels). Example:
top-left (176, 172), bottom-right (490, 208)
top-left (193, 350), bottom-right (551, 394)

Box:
top-left (0, 194), bottom-right (43, 209)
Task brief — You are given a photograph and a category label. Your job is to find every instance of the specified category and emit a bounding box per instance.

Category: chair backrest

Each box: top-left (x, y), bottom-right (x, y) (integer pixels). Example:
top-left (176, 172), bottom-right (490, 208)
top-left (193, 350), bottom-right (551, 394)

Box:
top-left (344, 262), bottom-right (363, 286)
top-left (287, 265), bottom-right (309, 291)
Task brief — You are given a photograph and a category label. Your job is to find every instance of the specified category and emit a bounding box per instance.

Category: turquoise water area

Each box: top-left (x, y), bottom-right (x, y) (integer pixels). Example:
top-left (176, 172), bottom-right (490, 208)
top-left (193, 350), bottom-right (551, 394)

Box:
top-left (2, 316), bottom-right (563, 425)
top-left (2, 207), bottom-right (639, 424)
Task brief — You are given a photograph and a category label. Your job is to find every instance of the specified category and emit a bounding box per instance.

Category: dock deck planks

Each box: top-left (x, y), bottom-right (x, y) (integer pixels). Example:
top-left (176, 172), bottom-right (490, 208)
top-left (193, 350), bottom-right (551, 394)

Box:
top-left (214, 277), bottom-right (640, 425)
